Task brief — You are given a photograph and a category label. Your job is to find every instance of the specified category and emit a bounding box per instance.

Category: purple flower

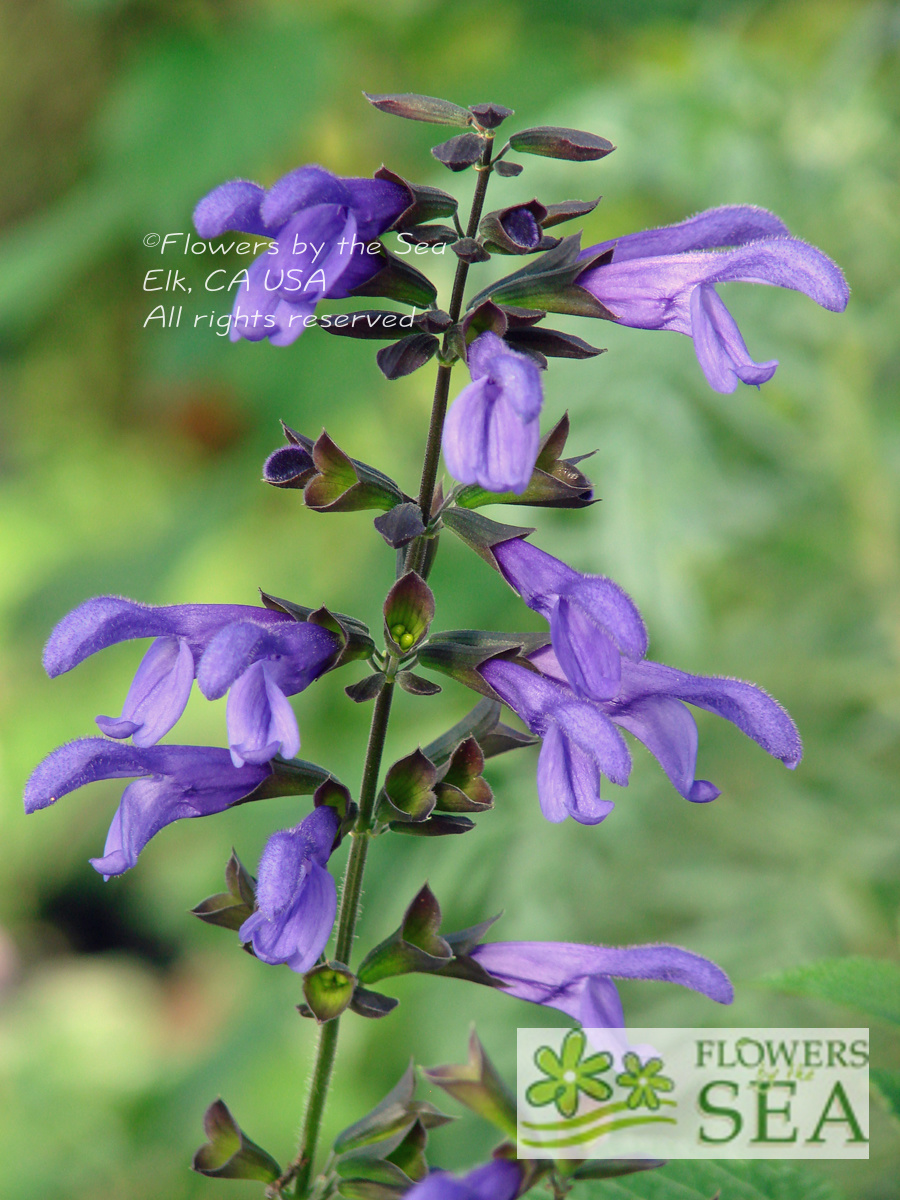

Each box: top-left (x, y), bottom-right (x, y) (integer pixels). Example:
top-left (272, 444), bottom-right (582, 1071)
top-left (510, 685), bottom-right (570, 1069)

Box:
top-left (24, 739), bottom-right (270, 876)
top-left (43, 597), bottom-right (340, 765)
top-left (442, 332), bottom-right (544, 494)
top-left (469, 940), bottom-right (733, 1027)
top-left (481, 649), bottom-right (801, 823)
top-left (193, 166), bottom-right (408, 346)
top-left (239, 806), bottom-right (339, 974)
top-left (493, 538), bottom-right (647, 702)
top-left (404, 1159), bottom-right (522, 1200)
top-left (480, 658), bottom-right (630, 824)
top-left (575, 205), bottom-right (849, 393)
top-left (500, 206), bottom-right (542, 252)
top-left (195, 618), bottom-right (338, 767)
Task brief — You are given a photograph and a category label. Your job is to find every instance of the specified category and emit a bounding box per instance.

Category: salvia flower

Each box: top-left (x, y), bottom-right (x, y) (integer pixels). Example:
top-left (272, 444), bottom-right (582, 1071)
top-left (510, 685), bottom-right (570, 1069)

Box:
top-left (493, 537), bottom-right (647, 702)
top-left (442, 332), bottom-right (544, 494)
top-left (575, 205), bottom-right (849, 393)
top-left (24, 739), bottom-right (270, 876)
top-left (480, 658), bottom-right (630, 824)
top-left (481, 648), bottom-right (801, 823)
top-left (43, 597), bottom-right (340, 766)
top-left (469, 941), bottom-right (733, 1027)
top-left (239, 805), bottom-right (339, 974)
top-left (193, 166), bottom-right (408, 345)
top-left (404, 1159), bottom-right (522, 1200)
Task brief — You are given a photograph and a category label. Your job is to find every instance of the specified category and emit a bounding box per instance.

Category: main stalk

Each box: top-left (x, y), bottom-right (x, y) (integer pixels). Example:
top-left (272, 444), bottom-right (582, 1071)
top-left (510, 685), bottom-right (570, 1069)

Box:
top-left (289, 139), bottom-right (495, 1196)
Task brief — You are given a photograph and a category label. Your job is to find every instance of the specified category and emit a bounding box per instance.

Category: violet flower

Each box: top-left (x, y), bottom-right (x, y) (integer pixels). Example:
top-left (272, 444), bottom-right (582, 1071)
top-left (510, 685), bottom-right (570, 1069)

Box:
top-left (575, 205), bottom-right (849, 393)
top-left (404, 1159), bottom-right (522, 1200)
top-left (481, 649), bottom-right (801, 823)
top-left (493, 537), bottom-right (647, 702)
top-left (195, 618), bottom-right (338, 767)
top-left (193, 166), bottom-right (408, 346)
top-left (442, 332), bottom-right (544, 494)
top-left (480, 658), bottom-right (630, 824)
top-left (239, 806), bottom-right (339, 974)
top-left (470, 940), bottom-right (733, 1027)
top-left (43, 597), bottom-right (340, 766)
top-left (24, 739), bottom-right (270, 876)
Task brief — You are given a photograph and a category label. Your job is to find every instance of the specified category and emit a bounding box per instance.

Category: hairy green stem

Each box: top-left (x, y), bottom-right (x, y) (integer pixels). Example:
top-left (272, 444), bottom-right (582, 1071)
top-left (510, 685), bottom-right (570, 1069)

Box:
top-left (291, 135), bottom-right (495, 1195)
top-left (406, 134), bottom-right (495, 578)
top-left (292, 681), bottom-right (395, 1197)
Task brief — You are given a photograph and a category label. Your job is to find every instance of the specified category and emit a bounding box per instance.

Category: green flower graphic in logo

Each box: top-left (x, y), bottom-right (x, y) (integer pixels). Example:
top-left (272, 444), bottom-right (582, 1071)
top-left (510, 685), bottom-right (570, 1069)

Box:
top-left (526, 1029), bottom-right (613, 1118)
top-left (615, 1052), bottom-right (675, 1110)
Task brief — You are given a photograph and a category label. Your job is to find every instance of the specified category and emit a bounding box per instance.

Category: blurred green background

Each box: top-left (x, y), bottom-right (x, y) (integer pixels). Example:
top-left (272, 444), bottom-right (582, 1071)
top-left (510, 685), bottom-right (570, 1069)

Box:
top-left (1, 0), bottom-right (898, 1196)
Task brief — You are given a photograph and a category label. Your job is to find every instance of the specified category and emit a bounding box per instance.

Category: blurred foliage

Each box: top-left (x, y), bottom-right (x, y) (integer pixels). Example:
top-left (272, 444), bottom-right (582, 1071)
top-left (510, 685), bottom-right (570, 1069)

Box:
top-left (1, 0), bottom-right (899, 1197)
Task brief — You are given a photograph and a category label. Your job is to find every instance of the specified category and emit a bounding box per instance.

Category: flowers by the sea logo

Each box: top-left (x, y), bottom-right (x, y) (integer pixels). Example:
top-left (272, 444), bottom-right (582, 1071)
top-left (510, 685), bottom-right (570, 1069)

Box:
top-left (517, 1028), bottom-right (869, 1160)
top-left (520, 1029), bottom-right (677, 1148)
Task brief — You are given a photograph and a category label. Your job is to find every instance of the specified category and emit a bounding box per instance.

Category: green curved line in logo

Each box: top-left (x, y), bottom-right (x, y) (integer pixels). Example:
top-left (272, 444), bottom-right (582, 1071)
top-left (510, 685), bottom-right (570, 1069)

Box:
top-left (519, 1113), bottom-right (677, 1150)
top-left (521, 1099), bottom-right (629, 1130)
top-left (522, 1097), bottom-right (675, 1132)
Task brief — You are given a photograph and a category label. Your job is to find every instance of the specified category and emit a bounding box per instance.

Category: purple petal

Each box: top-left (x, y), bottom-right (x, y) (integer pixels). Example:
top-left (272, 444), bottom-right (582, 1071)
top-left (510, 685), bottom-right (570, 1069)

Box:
top-left (25, 739), bottom-right (269, 820)
top-left (43, 597), bottom-right (291, 677)
top-left (262, 444), bottom-right (315, 485)
top-left (321, 241), bottom-right (384, 297)
top-left (443, 377), bottom-right (541, 494)
top-left (226, 255), bottom-right (291, 342)
top-left (576, 944), bottom-right (734, 1006)
top-left (501, 207), bottom-right (542, 250)
top-left (83, 749), bottom-right (270, 876)
top-left (690, 284), bottom-right (777, 393)
top-left (25, 738), bottom-right (151, 813)
top-left (465, 1160), bottom-right (522, 1200)
top-left (468, 942), bottom-right (590, 1016)
top-left (478, 658), bottom-right (563, 731)
top-left (264, 206), bottom-right (358, 302)
top-left (466, 331), bottom-right (507, 379)
top-left (96, 635), bottom-right (194, 746)
top-left (486, 352), bottom-right (543, 423)
top-left (582, 205), bottom-right (792, 263)
top-left (255, 807), bottom-right (338, 918)
top-left (260, 166), bottom-right (350, 229)
top-left (197, 619), bottom-right (338, 700)
top-left (536, 721), bottom-right (616, 824)
top-left (578, 975), bottom-right (627, 1028)
top-left (551, 600), bottom-right (621, 701)
top-left (470, 941), bottom-right (733, 1006)
top-left (578, 236), bottom-right (849, 333)
top-left (90, 775), bottom-right (196, 876)
top-left (241, 857), bottom-right (337, 973)
top-left (565, 575), bottom-right (648, 662)
top-left (226, 661), bottom-right (300, 767)
top-left (466, 333), bottom-right (543, 420)
top-left (615, 659), bottom-right (802, 768)
top-left (526, 643), bottom-right (569, 684)
top-left (553, 699), bottom-right (632, 786)
top-left (493, 539), bottom-right (578, 615)
top-left (255, 829), bottom-right (307, 917)
top-left (341, 176), bottom-right (409, 240)
top-left (405, 1174), bottom-right (473, 1200)
top-left (193, 180), bottom-right (270, 239)
top-left (610, 693), bottom-right (719, 804)
top-left (263, 297), bottom-right (319, 346)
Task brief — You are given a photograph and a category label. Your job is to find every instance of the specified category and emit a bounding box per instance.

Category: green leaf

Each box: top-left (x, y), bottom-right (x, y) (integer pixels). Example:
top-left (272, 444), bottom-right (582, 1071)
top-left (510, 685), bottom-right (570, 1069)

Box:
top-left (575, 1159), bottom-right (845, 1199)
top-left (191, 1099), bottom-right (281, 1182)
top-left (761, 957), bottom-right (900, 1025)
top-left (364, 92), bottom-right (472, 128)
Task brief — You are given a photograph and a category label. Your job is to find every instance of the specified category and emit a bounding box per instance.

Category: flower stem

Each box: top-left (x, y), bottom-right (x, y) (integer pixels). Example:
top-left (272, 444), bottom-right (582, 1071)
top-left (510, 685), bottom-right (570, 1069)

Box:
top-left (291, 138), bottom-right (495, 1195)
top-left (292, 681), bottom-right (394, 1197)
top-left (406, 135), bottom-right (495, 577)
